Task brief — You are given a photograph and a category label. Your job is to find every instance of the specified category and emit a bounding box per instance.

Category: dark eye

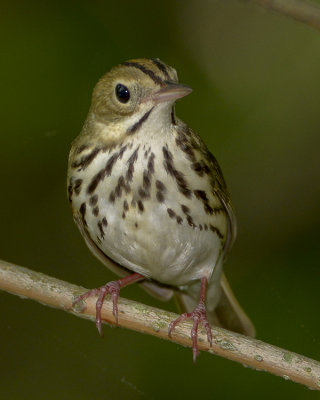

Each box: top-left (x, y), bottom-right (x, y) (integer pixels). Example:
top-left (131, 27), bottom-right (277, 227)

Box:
top-left (115, 83), bottom-right (130, 103)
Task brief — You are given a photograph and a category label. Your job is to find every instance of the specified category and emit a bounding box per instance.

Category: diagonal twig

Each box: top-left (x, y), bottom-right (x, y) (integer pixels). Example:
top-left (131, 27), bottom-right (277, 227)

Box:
top-left (244, 0), bottom-right (320, 31)
top-left (0, 259), bottom-right (319, 390)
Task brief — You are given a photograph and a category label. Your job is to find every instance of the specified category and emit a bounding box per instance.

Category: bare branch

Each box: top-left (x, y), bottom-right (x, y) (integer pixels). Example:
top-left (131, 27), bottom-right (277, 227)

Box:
top-left (245, 0), bottom-right (320, 31)
top-left (0, 259), bottom-right (319, 390)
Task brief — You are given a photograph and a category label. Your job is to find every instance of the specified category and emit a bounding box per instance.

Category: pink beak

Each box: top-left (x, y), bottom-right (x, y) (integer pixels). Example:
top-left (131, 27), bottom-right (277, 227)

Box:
top-left (143, 82), bottom-right (192, 104)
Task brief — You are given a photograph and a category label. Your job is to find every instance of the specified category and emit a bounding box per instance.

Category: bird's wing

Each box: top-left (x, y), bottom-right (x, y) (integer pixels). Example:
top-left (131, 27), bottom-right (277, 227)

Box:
top-left (187, 121), bottom-right (237, 258)
top-left (206, 150), bottom-right (237, 259)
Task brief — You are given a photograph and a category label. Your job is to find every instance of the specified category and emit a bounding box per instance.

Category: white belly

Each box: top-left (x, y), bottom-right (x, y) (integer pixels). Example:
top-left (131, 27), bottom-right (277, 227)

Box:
top-left (95, 197), bottom-right (221, 285)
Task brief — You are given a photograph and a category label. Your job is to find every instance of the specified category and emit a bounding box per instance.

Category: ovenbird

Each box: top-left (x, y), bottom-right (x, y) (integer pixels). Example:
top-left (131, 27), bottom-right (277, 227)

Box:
top-left (68, 58), bottom-right (254, 361)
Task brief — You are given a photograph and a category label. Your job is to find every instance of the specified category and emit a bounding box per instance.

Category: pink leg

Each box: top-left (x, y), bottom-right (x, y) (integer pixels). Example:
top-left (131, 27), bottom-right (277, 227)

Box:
top-left (168, 277), bottom-right (212, 362)
top-left (73, 273), bottom-right (144, 336)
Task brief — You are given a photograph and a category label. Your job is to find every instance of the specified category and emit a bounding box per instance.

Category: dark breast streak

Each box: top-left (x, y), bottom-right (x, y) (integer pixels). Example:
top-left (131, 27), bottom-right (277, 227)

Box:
top-left (71, 147), bottom-right (101, 170)
top-left (162, 146), bottom-right (192, 198)
top-left (87, 145), bottom-right (128, 194)
top-left (77, 139), bottom-right (225, 243)
top-left (162, 145), bottom-right (225, 239)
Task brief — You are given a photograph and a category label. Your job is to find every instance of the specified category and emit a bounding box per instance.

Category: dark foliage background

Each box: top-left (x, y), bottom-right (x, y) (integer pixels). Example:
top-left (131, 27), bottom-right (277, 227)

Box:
top-left (1, 1), bottom-right (319, 398)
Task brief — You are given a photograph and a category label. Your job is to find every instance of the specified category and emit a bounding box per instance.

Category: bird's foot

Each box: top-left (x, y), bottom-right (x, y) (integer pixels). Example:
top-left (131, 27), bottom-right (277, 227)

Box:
top-left (72, 272), bottom-right (144, 336)
top-left (168, 301), bottom-right (212, 362)
top-left (73, 281), bottom-right (121, 336)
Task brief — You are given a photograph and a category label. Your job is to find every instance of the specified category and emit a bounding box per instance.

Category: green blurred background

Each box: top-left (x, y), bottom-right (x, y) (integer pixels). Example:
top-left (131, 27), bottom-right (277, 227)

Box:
top-left (1, 1), bottom-right (320, 398)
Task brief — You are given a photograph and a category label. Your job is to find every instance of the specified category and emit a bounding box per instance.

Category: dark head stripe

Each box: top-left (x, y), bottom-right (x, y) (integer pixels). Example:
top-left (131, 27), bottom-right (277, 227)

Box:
top-left (150, 58), bottom-right (170, 80)
top-left (122, 61), bottom-right (165, 86)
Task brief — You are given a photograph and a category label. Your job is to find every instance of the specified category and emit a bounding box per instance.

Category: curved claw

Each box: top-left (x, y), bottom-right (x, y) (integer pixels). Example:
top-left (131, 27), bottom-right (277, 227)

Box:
top-left (73, 281), bottom-right (121, 336)
top-left (72, 273), bottom-right (144, 336)
top-left (168, 301), bottom-right (212, 362)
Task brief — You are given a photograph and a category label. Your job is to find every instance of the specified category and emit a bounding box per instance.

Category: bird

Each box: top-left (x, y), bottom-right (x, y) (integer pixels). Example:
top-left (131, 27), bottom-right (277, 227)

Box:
top-left (67, 58), bottom-right (254, 361)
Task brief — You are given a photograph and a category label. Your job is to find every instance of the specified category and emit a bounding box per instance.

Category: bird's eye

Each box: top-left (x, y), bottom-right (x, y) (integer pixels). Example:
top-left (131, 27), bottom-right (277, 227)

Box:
top-left (115, 83), bottom-right (130, 103)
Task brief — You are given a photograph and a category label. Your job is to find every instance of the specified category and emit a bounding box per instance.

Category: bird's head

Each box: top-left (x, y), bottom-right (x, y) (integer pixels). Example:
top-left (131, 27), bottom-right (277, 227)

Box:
top-left (87, 58), bottom-right (191, 140)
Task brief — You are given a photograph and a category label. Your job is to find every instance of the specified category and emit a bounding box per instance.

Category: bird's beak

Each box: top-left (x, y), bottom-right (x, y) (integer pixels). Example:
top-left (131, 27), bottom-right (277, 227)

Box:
top-left (143, 82), bottom-right (192, 104)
